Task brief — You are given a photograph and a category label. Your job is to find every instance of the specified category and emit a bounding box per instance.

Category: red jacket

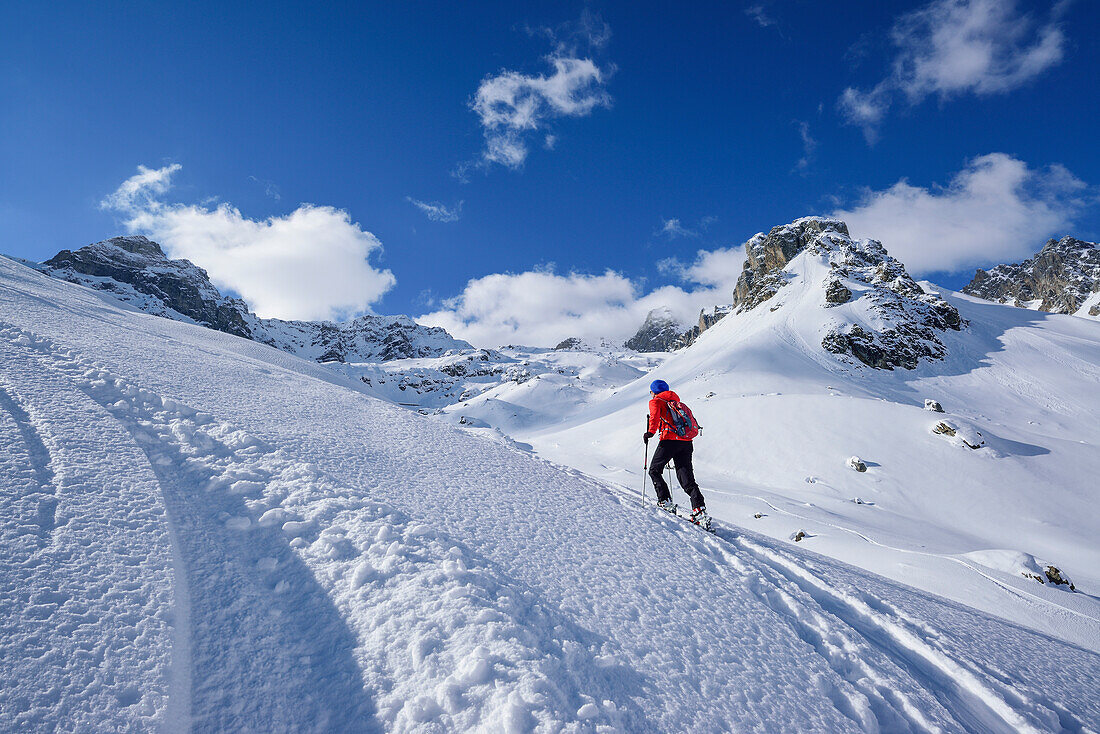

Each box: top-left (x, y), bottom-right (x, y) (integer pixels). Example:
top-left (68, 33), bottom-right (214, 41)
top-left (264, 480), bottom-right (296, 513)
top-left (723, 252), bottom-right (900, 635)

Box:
top-left (648, 390), bottom-right (692, 441)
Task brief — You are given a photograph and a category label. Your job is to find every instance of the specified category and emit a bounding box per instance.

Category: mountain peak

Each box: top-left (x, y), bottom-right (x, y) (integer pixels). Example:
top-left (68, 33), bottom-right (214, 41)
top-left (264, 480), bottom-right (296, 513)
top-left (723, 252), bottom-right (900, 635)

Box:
top-left (734, 218), bottom-right (851, 311)
top-left (624, 308), bottom-right (682, 352)
top-left (963, 236), bottom-right (1100, 318)
top-left (38, 236), bottom-right (471, 361)
top-left (728, 217), bottom-right (963, 369)
top-left (100, 235), bottom-right (165, 257)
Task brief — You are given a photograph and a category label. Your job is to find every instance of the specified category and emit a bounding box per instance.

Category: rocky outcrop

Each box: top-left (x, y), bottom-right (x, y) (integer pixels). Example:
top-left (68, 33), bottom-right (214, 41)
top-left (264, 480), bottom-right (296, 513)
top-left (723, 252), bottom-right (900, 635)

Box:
top-left (40, 236), bottom-right (470, 363)
top-left (824, 280), bottom-right (852, 306)
top-left (44, 236), bottom-right (255, 338)
top-left (553, 337), bottom-right (584, 351)
top-left (733, 218), bottom-right (850, 312)
top-left (727, 218), bottom-right (963, 370)
top-left (625, 308), bottom-right (682, 352)
top-left (963, 237), bottom-right (1100, 318)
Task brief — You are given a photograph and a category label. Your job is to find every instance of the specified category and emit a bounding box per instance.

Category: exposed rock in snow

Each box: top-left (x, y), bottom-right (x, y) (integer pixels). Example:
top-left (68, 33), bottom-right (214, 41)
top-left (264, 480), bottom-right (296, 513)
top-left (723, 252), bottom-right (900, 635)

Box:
top-left (846, 456), bottom-right (867, 473)
top-left (924, 399), bottom-right (945, 413)
top-left (932, 421), bottom-right (985, 449)
top-left (963, 236), bottom-right (1100, 320)
top-left (824, 279), bottom-right (852, 307)
top-left (730, 218), bottom-right (964, 370)
top-left (39, 236), bottom-right (470, 362)
top-left (1041, 566), bottom-right (1075, 590)
top-left (964, 551), bottom-right (1076, 592)
top-left (255, 313), bottom-right (467, 363)
top-left (44, 236), bottom-right (255, 338)
top-left (553, 337), bottom-right (584, 350)
top-left (625, 308), bottom-right (683, 352)
top-left (733, 218), bottom-right (848, 312)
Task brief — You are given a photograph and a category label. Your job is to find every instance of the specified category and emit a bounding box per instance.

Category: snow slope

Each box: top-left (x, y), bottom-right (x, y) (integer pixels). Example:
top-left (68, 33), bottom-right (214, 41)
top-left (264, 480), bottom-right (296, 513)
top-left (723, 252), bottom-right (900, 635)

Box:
top-left (2, 254), bottom-right (1099, 732)
top-left (523, 242), bottom-right (1100, 654)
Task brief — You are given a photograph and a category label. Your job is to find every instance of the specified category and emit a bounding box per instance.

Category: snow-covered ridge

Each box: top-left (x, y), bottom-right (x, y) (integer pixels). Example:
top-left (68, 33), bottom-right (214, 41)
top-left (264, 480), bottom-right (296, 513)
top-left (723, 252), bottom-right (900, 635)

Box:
top-left (963, 235), bottom-right (1100, 321)
top-left (39, 236), bottom-right (471, 362)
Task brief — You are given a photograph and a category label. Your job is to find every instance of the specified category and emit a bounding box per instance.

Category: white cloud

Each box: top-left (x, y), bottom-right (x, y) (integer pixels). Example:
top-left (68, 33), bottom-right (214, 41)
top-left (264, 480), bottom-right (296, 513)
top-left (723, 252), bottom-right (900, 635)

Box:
top-left (657, 215), bottom-right (716, 239)
top-left (418, 245), bottom-right (745, 349)
top-left (406, 197), bottom-right (463, 223)
top-left (745, 4), bottom-right (776, 28)
top-left (103, 164), bottom-right (396, 321)
top-left (659, 218), bottom-right (697, 238)
top-left (833, 153), bottom-right (1087, 274)
top-left (795, 121), bottom-right (817, 171)
top-left (840, 0), bottom-right (1069, 138)
top-left (470, 16), bottom-right (612, 172)
top-left (101, 163), bottom-right (180, 211)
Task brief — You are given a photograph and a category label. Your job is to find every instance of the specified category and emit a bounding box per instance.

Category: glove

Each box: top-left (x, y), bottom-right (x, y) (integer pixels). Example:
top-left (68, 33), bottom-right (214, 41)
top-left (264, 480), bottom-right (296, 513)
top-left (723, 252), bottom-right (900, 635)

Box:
top-left (643, 432), bottom-right (655, 444)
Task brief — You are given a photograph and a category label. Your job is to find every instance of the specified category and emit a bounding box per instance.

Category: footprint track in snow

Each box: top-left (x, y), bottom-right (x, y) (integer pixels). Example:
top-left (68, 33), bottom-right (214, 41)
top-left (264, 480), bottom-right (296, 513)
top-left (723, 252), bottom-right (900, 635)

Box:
top-left (5, 323), bottom-right (638, 733)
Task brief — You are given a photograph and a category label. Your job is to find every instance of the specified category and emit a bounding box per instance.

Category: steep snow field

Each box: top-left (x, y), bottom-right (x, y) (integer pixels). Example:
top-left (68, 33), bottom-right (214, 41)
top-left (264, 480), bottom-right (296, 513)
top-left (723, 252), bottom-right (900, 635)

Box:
top-left (3, 254), bottom-right (1100, 732)
top-left (520, 250), bottom-right (1100, 653)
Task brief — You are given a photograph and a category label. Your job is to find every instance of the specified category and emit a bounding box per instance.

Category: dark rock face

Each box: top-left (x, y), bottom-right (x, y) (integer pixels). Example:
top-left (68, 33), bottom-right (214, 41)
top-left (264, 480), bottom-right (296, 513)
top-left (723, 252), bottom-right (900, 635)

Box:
top-left (554, 337), bottom-right (583, 350)
top-left (824, 280), bottom-right (852, 306)
top-left (625, 309), bottom-right (682, 352)
top-left (40, 236), bottom-right (470, 363)
top-left (44, 236), bottom-right (254, 338)
top-left (733, 219), bottom-right (850, 312)
top-left (816, 237), bottom-right (963, 370)
top-left (962, 237), bottom-right (1100, 316)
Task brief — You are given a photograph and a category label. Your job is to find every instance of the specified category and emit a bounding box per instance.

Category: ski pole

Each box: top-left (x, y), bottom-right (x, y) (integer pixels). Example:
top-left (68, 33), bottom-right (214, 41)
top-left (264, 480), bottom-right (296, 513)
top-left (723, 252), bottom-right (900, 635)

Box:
top-left (641, 440), bottom-right (649, 507)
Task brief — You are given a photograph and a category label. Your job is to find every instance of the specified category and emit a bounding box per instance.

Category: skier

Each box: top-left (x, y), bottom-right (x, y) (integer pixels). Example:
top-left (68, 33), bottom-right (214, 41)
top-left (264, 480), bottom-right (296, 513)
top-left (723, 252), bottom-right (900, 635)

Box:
top-left (643, 379), bottom-right (712, 530)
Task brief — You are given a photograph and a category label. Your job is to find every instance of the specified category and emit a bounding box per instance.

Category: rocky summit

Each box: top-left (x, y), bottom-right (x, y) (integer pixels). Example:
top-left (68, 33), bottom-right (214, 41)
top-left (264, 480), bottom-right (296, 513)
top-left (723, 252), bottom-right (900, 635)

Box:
top-left (44, 236), bottom-right (255, 338)
top-left (40, 236), bottom-right (470, 363)
top-left (625, 308), bottom-right (682, 352)
top-left (736, 217), bottom-right (964, 370)
top-left (962, 236), bottom-right (1100, 319)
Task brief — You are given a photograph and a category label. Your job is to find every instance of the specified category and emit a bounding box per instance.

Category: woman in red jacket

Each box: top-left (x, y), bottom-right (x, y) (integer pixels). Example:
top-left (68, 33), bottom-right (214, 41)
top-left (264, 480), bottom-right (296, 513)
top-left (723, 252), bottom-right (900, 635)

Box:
top-left (643, 379), bottom-right (711, 530)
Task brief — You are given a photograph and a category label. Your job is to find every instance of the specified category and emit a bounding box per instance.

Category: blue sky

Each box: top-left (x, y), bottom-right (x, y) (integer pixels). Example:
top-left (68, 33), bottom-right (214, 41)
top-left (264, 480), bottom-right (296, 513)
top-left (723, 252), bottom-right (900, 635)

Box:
top-left (2, 0), bottom-right (1098, 346)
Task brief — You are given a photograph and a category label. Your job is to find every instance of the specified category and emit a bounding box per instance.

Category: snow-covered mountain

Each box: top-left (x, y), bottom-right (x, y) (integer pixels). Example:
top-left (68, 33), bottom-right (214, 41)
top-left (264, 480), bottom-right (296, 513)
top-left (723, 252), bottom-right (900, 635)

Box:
top-left (41, 235), bottom-right (471, 362)
top-left (440, 217), bottom-right (1100, 655)
top-left (4, 241), bottom-right (1100, 732)
top-left (623, 307), bottom-right (682, 352)
top-left (731, 217), bottom-right (963, 369)
top-left (963, 235), bottom-right (1100, 320)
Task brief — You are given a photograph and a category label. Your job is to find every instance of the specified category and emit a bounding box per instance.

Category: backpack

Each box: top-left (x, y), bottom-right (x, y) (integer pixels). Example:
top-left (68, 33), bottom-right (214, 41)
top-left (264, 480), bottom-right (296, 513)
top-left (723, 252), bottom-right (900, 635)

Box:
top-left (659, 398), bottom-right (701, 440)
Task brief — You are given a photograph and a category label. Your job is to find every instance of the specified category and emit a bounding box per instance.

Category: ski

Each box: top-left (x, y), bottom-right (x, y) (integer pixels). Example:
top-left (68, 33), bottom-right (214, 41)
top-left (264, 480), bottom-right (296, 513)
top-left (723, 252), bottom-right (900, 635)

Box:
top-left (649, 500), bottom-right (715, 533)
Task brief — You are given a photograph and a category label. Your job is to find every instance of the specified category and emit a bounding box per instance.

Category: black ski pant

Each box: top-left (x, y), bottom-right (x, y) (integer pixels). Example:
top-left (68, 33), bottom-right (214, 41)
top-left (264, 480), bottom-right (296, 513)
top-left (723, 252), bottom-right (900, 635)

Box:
top-left (649, 439), bottom-right (705, 510)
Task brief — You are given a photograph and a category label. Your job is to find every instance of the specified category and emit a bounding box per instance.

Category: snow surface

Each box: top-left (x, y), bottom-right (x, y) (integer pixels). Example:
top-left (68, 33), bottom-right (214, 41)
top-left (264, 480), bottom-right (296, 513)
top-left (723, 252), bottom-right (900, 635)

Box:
top-left (3, 254), bottom-right (1100, 732)
top-left (513, 252), bottom-right (1100, 654)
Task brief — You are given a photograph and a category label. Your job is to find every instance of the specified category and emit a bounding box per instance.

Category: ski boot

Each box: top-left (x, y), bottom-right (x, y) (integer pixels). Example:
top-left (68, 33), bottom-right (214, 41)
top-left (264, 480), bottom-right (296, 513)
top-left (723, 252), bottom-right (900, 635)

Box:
top-left (655, 499), bottom-right (678, 516)
top-left (690, 506), bottom-right (713, 532)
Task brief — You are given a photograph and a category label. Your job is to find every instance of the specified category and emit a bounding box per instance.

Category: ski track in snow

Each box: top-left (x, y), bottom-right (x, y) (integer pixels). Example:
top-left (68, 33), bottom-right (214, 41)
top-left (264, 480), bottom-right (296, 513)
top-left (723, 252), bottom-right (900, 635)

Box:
top-left (715, 484), bottom-right (1100, 631)
top-left (0, 333), bottom-right (176, 730)
top-left (556, 459), bottom-right (1100, 734)
top-left (1, 323), bottom-right (638, 733)
top-left (3, 259), bottom-right (1100, 732)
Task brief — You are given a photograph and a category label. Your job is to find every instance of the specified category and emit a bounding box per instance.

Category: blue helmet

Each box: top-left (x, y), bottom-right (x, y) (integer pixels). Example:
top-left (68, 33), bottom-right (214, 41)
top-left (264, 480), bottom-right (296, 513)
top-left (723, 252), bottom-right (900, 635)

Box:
top-left (650, 379), bottom-right (669, 394)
